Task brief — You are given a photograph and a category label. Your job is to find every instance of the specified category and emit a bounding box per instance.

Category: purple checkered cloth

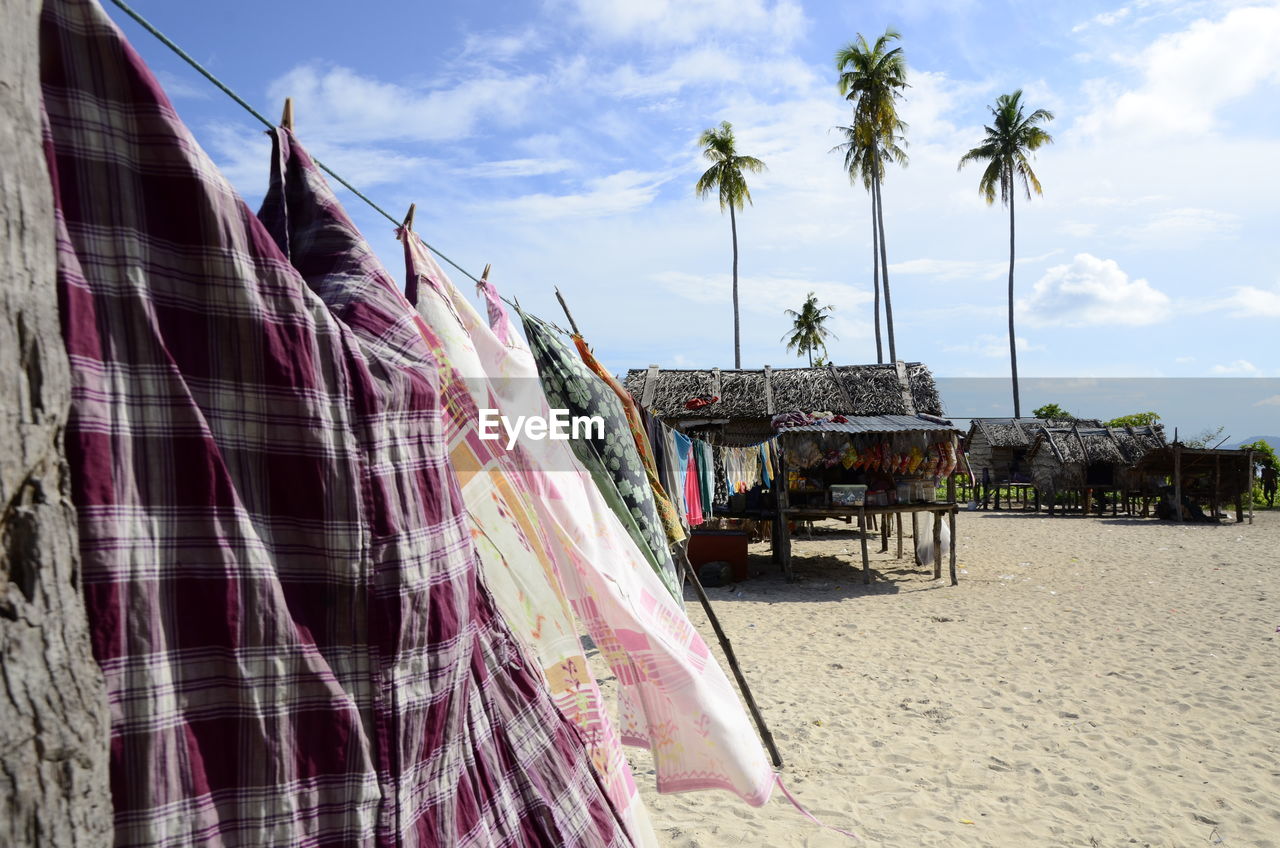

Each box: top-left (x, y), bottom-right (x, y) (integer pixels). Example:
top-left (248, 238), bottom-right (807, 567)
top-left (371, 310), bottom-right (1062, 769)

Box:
top-left (41, 0), bottom-right (629, 845)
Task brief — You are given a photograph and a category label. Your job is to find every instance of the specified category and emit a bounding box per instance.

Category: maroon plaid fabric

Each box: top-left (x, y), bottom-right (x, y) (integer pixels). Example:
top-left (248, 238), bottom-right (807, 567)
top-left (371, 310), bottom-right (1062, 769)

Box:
top-left (41, 0), bottom-right (629, 845)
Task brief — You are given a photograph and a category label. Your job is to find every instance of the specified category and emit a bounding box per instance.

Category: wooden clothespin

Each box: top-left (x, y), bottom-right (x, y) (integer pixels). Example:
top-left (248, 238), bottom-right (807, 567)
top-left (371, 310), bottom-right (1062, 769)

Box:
top-left (280, 97), bottom-right (294, 131)
top-left (481, 263), bottom-right (492, 282)
top-left (401, 203), bottom-right (416, 232)
top-left (555, 286), bottom-right (582, 336)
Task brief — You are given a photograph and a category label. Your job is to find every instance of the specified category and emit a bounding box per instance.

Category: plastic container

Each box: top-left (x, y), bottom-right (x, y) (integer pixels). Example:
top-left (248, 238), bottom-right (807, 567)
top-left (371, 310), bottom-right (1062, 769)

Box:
top-left (896, 481), bottom-right (914, 503)
top-left (829, 484), bottom-right (867, 506)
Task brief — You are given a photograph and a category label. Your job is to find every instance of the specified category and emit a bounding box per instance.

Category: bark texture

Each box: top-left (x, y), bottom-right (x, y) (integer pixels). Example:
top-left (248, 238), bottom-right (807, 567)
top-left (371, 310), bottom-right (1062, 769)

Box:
top-left (1, 0), bottom-right (113, 844)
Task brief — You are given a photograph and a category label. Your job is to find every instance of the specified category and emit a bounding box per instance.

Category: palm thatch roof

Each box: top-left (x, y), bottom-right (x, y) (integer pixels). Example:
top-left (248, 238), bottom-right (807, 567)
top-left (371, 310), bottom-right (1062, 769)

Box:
top-left (967, 417), bottom-right (1103, 449)
top-left (1027, 424), bottom-right (1166, 466)
top-left (623, 362), bottom-right (943, 421)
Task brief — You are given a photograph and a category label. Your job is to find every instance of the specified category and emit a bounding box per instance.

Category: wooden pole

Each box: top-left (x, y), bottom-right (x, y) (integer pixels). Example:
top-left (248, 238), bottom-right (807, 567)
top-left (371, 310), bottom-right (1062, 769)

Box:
top-left (680, 547), bottom-right (783, 768)
top-left (1174, 444), bottom-right (1183, 523)
top-left (554, 286), bottom-right (581, 335)
top-left (1247, 449), bottom-right (1255, 525)
top-left (880, 511), bottom-right (889, 553)
top-left (1212, 453), bottom-right (1221, 523)
top-left (948, 509), bottom-right (958, 586)
top-left (775, 441), bottom-right (793, 581)
top-left (911, 511), bottom-right (920, 565)
top-left (858, 506), bottom-right (871, 584)
top-left (932, 511), bottom-right (943, 579)
top-left (895, 512), bottom-right (903, 559)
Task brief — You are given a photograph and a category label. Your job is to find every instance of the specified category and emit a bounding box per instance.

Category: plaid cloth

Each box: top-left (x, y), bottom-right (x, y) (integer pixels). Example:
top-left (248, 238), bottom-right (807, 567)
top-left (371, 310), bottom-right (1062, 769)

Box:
top-left (42, 1), bottom-right (628, 845)
top-left (398, 230), bottom-right (653, 846)
top-left (520, 315), bottom-right (681, 598)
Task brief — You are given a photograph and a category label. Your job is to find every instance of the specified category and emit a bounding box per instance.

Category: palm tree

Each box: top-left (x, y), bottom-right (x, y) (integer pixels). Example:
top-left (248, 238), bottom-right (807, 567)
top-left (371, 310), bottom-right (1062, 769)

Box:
top-left (830, 121), bottom-right (907, 364)
top-left (696, 121), bottom-right (766, 369)
top-left (782, 292), bottom-right (837, 367)
top-left (836, 28), bottom-right (909, 364)
top-left (958, 90), bottom-right (1054, 418)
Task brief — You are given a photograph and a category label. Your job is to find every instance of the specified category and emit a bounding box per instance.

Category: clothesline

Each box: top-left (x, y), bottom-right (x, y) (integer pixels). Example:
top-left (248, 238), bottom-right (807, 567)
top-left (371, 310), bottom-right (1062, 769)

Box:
top-left (105, 0), bottom-right (576, 339)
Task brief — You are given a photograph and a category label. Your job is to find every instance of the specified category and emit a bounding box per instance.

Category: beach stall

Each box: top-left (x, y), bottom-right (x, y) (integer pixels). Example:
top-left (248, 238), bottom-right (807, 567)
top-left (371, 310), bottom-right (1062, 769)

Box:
top-left (1025, 423), bottom-right (1166, 515)
top-left (964, 417), bottom-right (1101, 509)
top-left (623, 362), bottom-right (965, 584)
top-left (1130, 443), bottom-right (1255, 524)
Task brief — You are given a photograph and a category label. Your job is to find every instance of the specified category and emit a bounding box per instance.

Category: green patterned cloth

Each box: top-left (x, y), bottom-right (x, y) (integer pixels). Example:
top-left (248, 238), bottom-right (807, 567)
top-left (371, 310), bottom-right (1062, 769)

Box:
top-left (521, 313), bottom-right (681, 598)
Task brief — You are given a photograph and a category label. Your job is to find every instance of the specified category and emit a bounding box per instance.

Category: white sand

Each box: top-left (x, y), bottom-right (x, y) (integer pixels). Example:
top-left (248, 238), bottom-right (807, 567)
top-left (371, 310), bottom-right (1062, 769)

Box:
top-left (601, 510), bottom-right (1280, 847)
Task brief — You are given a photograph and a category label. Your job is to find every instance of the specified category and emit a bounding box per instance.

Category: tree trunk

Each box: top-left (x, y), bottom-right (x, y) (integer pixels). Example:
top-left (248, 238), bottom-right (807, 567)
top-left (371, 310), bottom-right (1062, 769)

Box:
top-left (1008, 182), bottom-right (1021, 417)
top-left (729, 203), bottom-right (741, 369)
top-left (870, 190), bottom-right (882, 363)
top-left (1, 2), bottom-right (112, 844)
top-left (874, 170), bottom-right (897, 364)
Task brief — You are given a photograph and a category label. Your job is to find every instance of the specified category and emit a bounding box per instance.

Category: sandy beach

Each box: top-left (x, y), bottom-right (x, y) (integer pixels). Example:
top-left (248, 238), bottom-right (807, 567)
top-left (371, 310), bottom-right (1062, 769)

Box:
top-left (599, 510), bottom-right (1280, 847)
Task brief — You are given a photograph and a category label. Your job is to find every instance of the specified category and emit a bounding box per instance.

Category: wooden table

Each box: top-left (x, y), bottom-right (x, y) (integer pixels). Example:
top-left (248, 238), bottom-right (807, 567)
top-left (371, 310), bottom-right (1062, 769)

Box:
top-left (781, 503), bottom-right (960, 586)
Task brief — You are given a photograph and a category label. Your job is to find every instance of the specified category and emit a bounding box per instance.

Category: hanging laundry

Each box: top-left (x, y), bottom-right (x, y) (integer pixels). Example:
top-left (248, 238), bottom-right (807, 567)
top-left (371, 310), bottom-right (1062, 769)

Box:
top-left (259, 125), bottom-right (650, 845)
top-left (694, 440), bottom-right (716, 516)
top-left (476, 282), bottom-right (774, 806)
top-left (722, 445), bottom-right (764, 494)
top-left (574, 337), bottom-right (686, 546)
top-left (760, 440), bottom-right (775, 488)
top-left (41, 2), bottom-right (630, 845)
top-left (393, 227), bottom-right (651, 843)
top-left (684, 449), bottom-right (705, 527)
top-left (521, 314), bottom-right (682, 599)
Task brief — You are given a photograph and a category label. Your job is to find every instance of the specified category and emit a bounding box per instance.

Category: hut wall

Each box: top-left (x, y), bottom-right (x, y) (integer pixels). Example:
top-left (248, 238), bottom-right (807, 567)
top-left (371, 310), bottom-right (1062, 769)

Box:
top-left (1030, 452), bottom-right (1084, 500)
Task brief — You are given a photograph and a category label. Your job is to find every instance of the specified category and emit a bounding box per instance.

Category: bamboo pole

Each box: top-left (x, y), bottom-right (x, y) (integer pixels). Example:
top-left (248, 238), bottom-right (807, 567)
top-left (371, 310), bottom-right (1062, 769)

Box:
top-left (932, 511), bottom-right (943, 580)
top-left (1174, 443), bottom-right (1183, 523)
top-left (858, 506), bottom-right (871, 584)
top-left (948, 509), bottom-right (958, 586)
top-left (679, 546), bottom-right (783, 768)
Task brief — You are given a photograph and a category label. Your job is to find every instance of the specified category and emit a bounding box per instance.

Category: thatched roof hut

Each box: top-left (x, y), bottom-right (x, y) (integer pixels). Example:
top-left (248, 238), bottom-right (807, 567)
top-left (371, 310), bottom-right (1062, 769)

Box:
top-left (964, 417), bottom-right (1102, 482)
top-left (1025, 423), bottom-right (1166, 499)
top-left (1131, 444), bottom-right (1255, 522)
top-left (622, 362), bottom-right (943, 445)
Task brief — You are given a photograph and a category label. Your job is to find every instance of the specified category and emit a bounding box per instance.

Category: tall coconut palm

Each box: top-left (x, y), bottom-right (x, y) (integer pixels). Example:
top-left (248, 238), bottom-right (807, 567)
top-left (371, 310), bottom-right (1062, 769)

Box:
top-left (782, 292), bottom-right (837, 367)
top-left (958, 90), bottom-right (1054, 418)
top-left (696, 121), bottom-right (766, 368)
top-left (836, 28), bottom-right (908, 364)
top-left (830, 121), bottom-right (907, 364)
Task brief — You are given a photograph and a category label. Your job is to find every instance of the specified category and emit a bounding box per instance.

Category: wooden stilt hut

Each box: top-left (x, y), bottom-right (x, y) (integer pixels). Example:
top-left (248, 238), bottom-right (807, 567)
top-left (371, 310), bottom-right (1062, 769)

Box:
top-left (623, 362), bottom-right (965, 585)
top-left (1025, 423), bottom-right (1166, 515)
top-left (1130, 443), bottom-right (1255, 524)
top-left (964, 417), bottom-right (1101, 509)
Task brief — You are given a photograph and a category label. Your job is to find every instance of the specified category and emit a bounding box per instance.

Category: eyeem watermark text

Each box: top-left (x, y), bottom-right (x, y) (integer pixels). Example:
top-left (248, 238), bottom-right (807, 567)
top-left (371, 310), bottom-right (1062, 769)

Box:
top-left (478, 409), bottom-right (605, 449)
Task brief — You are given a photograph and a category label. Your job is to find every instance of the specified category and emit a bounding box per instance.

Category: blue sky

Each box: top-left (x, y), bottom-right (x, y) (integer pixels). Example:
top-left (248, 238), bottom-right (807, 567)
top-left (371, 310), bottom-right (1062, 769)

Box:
top-left (107, 0), bottom-right (1279, 429)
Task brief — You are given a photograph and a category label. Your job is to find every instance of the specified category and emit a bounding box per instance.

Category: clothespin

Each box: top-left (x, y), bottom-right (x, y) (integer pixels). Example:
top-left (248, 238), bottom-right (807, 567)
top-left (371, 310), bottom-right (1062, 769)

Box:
top-left (280, 97), bottom-right (294, 131)
top-left (402, 203), bottom-right (416, 232)
top-left (481, 263), bottom-right (492, 282)
top-left (555, 286), bottom-right (582, 336)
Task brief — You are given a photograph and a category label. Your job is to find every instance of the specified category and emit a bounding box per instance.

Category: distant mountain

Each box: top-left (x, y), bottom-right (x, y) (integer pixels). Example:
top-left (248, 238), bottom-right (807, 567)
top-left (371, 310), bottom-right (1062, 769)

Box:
top-left (1228, 436), bottom-right (1280, 449)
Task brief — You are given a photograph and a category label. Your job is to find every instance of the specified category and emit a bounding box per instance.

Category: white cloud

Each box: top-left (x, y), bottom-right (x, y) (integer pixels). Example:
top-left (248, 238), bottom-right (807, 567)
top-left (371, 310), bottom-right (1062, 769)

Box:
top-left (654, 271), bottom-right (870, 316)
top-left (1077, 5), bottom-right (1280, 137)
top-left (889, 250), bottom-right (1060, 282)
top-left (563, 0), bottom-right (806, 47)
top-left (1254, 394), bottom-right (1280, 407)
top-left (1023, 254), bottom-right (1173, 326)
top-left (266, 64), bottom-right (538, 144)
top-left (485, 169), bottom-right (674, 219)
top-left (944, 334), bottom-right (1045, 358)
top-left (460, 158), bottom-right (575, 178)
top-left (1121, 207), bottom-right (1239, 245)
top-left (1211, 359), bottom-right (1260, 375)
top-left (1218, 283), bottom-right (1280, 317)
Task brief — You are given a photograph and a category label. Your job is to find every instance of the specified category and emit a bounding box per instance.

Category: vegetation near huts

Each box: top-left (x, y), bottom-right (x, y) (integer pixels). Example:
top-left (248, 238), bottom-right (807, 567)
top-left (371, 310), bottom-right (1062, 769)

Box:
top-left (782, 293), bottom-right (837, 367)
